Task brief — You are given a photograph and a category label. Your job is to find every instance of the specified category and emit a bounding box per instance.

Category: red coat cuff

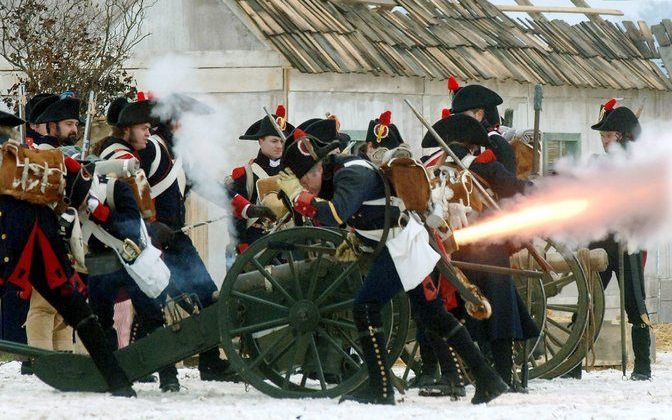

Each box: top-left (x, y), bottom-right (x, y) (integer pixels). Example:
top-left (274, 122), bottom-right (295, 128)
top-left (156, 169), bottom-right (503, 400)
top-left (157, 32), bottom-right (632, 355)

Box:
top-left (231, 194), bottom-right (251, 219)
top-left (294, 191), bottom-right (317, 218)
top-left (90, 203), bottom-right (110, 223)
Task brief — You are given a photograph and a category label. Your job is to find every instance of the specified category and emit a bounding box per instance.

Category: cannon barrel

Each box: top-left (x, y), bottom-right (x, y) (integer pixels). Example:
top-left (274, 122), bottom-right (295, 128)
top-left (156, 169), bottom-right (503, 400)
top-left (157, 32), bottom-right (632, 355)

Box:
top-left (233, 259), bottom-right (315, 293)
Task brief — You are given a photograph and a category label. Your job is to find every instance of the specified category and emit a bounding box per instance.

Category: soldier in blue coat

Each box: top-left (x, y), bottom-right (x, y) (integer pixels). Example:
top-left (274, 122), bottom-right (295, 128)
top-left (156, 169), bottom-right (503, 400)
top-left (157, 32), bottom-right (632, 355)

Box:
top-left (0, 112), bottom-right (135, 397)
top-left (64, 154), bottom-right (181, 392)
top-left (422, 114), bottom-right (538, 392)
top-left (278, 131), bottom-right (507, 405)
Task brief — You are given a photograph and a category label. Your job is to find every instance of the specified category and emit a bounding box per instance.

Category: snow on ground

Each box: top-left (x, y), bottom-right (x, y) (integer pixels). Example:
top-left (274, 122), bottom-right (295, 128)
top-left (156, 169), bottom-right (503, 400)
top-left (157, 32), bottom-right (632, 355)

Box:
top-left (1, 354), bottom-right (672, 420)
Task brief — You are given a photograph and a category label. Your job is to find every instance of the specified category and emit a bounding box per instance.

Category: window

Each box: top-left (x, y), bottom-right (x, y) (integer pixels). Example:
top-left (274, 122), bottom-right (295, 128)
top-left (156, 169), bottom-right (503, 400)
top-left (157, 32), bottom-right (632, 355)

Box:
top-left (543, 132), bottom-right (581, 174)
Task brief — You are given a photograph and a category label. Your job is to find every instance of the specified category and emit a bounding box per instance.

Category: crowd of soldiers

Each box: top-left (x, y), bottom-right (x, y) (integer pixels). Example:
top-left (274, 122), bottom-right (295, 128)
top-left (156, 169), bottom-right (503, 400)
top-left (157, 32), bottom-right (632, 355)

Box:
top-left (0, 77), bottom-right (652, 404)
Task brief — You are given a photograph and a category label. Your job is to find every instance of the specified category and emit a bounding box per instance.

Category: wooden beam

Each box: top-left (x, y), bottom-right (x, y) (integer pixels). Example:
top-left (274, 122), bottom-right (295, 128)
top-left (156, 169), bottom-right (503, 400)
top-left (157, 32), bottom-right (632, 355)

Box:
top-left (339, 0), bottom-right (396, 8)
top-left (514, 0), bottom-right (547, 22)
top-left (570, 0), bottom-right (604, 24)
top-left (494, 5), bottom-right (624, 16)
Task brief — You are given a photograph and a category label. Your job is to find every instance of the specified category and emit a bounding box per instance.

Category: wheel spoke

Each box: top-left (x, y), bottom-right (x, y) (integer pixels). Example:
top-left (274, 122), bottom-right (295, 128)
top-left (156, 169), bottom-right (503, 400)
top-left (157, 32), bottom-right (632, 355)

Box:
top-left (547, 303), bottom-right (578, 313)
top-left (306, 253), bottom-right (324, 300)
top-left (231, 290), bottom-right (289, 312)
top-left (309, 334), bottom-right (328, 391)
top-left (250, 257), bottom-right (296, 304)
top-left (284, 333), bottom-right (308, 388)
top-left (545, 329), bottom-right (565, 349)
top-left (319, 298), bottom-right (354, 315)
top-left (315, 262), bottom-right (358, 305)
top-left (265, 334), bottom-right (299, 367)
top-left (334, 326), bottom-right (363, 358)
top-left (530, 353), bottom-right (539, 368)
top-left (246, 329), bottom-right (292, 370)
top-left (230, 317), bottom-right (290, 335)
top-left (402, 341), bottom-right (420, 382)
top-left (544, 274), bottom-right (575, 293)
top-left (546, 317), bottom-right (572, 335)
top-left (287, 250), bottom-right (304, 300)
top-left (318, 327), bottom-right (360, 368)
top-left (321, 317), bottom-right (357, 331)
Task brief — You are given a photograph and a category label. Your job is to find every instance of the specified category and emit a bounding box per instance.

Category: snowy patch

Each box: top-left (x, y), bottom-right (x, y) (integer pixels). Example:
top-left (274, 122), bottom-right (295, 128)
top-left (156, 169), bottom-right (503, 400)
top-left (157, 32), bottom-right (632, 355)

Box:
top-left (2, 353), bottom-right (672, 419)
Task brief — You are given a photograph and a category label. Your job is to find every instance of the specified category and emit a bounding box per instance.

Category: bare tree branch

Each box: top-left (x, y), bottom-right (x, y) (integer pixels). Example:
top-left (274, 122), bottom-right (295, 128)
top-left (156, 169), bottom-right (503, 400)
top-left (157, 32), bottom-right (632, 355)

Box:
top-left (0, 0), bottom-right (153, 111)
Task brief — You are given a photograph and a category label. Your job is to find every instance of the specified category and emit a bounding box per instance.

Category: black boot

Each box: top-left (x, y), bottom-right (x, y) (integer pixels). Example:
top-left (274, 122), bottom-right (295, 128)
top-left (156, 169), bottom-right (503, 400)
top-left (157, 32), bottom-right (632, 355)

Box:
top-left (420, 339), bottom-right (466, 399)
top-left (159, 365), bottom-right (180, 392)
top-left (198, 347), bottom-right (240, 382)
top-left (631, 324), bottom-right (652, 381)
top-left (76, 315), bottom-right (136, 397)
top-left (491, 339), bottom-right (526, 393)
top-left (408, 338), bottom-right (439, 389)
top-left (442, 325), bottom-right (507, 404)
top-left (340, 303), bottom-right (395, 405)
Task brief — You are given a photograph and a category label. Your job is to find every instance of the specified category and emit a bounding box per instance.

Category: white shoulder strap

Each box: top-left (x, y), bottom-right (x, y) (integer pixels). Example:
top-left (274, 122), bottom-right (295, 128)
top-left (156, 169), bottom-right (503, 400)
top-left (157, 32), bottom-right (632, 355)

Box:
top-left (343, 159), bottom-right (376, 171)
top-left (147, 135), bottom-right (163, 178)
top-left (150, 157), bottom-right (183, 199)
top-left (101, 143), bottom-right (131, 160)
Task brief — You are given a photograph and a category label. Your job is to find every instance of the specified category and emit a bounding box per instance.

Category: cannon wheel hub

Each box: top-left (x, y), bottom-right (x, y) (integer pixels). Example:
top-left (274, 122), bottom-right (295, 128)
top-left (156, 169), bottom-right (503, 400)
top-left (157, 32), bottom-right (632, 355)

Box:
top-left (289, 300), bottom-right (321, 333)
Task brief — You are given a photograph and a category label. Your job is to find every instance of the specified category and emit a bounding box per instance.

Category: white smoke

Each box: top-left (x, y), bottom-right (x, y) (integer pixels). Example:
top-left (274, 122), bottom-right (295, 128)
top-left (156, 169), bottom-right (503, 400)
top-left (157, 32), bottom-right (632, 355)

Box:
top-left (144, 54), bottom-right (237, 280)
top-left (468, 121), bottom-right (672, 252)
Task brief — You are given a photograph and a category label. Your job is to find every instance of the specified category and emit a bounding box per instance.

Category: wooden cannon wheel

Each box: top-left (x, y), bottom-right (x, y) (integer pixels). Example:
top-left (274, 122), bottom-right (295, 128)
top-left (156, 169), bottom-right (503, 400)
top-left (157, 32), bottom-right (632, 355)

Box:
top-left (218, 227), bottom-right (410, 399)
top-left (513, 239), bottom-right (591, 380)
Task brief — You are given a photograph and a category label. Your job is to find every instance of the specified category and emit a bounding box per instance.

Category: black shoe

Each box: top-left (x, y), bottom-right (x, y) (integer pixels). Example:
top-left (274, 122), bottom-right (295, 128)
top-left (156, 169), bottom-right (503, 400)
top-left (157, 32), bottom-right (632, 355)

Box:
top-left (198, 349), bottom-right (240, 382)
top-left (21, 360), bottom-right (33, 376)
top-left (110, 385), bottom-right (137, 398)
top-left (419, 373), bottom-right (466, 399)
top-left (339, 386), bottom-right (395, 405)
top-left (472, 368), bottom-right (508, 404)
top-left (159, 366), bottom-right (180, 392)
top-left (408, 371), bottom-right (436, 389)
top-left (136, 374), bottom-right (158, 383)
top-left (631, 372), bottom-right (652, 381)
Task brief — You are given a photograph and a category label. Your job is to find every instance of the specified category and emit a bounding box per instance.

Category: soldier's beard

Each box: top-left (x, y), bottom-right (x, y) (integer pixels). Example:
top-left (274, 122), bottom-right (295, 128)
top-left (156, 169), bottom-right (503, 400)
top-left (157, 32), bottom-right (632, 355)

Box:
top-left (60, 134), bottom-right (78, 146)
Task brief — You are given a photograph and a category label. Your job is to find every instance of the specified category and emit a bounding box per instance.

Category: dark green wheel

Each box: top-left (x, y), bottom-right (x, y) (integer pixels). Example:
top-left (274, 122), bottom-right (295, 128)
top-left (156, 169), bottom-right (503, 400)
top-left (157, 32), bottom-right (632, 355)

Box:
top-left (513, 240), bottom-right (590, 380)
top-left (218, 227), bottom-right (409, 399)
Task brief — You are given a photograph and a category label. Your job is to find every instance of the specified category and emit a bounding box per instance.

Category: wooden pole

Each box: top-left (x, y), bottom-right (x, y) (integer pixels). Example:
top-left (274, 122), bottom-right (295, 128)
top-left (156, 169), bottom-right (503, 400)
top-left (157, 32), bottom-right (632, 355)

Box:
top-left (495, 5), bottom-right (624, 16)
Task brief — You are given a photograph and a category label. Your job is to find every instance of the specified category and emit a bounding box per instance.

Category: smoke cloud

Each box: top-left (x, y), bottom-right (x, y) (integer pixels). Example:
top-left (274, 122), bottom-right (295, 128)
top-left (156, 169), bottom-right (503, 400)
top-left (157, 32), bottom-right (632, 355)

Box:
top-left (144, 54), bottom-right (237, 280)
top-left (459, 122), bottom-right (672, 252)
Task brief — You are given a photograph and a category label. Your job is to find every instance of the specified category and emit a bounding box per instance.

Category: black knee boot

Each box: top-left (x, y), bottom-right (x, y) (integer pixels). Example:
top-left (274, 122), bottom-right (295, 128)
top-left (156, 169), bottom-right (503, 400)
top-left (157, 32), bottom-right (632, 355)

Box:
top-left (420, 334), bottom-right (466, 399)
top-left (491, 339), bottom-right (526, 393)
top-left (631, 324), bottom-right (651, 380)
top-left (340, 303), bottom-right (395, 405)
top-left (439, 323), bottom-right (507, 404)
top-left (76, 315), bottom-right (136, 397)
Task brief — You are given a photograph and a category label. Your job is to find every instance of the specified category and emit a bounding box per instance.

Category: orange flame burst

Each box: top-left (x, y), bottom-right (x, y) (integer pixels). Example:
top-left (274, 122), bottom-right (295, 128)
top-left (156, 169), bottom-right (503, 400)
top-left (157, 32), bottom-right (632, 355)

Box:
top-left (453, 199), bottom-right (589, 246)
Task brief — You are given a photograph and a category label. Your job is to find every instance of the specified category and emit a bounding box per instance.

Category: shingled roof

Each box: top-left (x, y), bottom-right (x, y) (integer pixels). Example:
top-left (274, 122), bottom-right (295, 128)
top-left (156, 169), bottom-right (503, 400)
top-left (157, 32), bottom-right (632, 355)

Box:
top-left (235, 0), bottom-right (672, 91)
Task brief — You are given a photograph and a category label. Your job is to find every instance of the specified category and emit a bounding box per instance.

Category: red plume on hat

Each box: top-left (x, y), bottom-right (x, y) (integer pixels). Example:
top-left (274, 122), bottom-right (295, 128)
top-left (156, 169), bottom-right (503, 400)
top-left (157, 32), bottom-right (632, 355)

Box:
top-left (137, 91), bottom-right (147, 102)
top-left (441, 108), bottom-right (451, 119)
top-left (293, 128), bottom-right (306, 141)
top-left (275, 104), bottom-right (287, 130)
top-left (374, 111), bottom-right (391, 143)
top-left (604, 98), bottom-right (617, 111)
top-left (447, 75), bottom-right (460, 96)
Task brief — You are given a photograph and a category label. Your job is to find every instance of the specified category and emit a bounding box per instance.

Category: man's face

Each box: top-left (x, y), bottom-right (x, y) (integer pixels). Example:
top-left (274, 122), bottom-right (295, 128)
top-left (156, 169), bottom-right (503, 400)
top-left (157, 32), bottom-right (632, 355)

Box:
top-left (463, 108), bottom-right (485, 122)
top-left (125, 123), bottom-right (151, 150)
top-left (300, 164), bottom-right (323, 195)
top-left (600, 131), bottom-right (622, 151)
top-left (51, 119), bottom-right (79, 145)
top-left (259, 135), bottom-right (284, 160)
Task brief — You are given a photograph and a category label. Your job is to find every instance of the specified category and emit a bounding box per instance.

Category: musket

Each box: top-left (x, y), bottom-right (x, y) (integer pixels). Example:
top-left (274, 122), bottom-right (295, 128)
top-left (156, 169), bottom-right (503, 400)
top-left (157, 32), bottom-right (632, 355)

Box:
top-left (177, 215), bottom-right (227, 234)
top-left (618, 243), bottom-right (627, 378)
top-left (263, 106), bottom-right (287, 142)
top-left (16, 84), bottom-right (26, 145)
top-left (80, 91), bottom-right (97, 161)
top-left (532, 84), bottom-right (543, 175)
top-left (404, 99), bottom-right (554, 273)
